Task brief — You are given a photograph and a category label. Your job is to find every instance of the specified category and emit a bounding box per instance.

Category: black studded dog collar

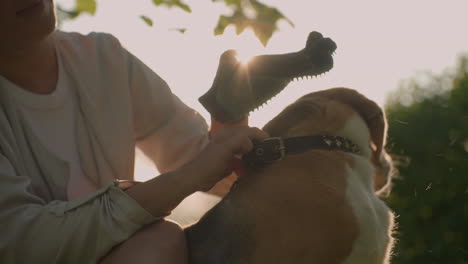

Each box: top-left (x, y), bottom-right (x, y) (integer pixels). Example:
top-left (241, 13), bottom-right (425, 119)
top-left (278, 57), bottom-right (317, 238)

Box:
top-left (242, 136), bottom-right (361, 166)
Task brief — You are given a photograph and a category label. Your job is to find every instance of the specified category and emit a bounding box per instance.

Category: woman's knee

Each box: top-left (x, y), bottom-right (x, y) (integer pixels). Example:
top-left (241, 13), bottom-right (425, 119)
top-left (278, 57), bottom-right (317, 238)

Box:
top-left (101, 219), bottom-right (187, 264)
top-left (145, 219), bottom-right (187, 251)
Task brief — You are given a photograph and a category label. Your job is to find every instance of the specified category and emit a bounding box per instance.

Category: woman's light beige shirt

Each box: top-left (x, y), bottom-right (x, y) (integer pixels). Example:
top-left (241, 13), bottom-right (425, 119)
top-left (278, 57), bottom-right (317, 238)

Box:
top-left (0, 31), bottom-right (209, 263)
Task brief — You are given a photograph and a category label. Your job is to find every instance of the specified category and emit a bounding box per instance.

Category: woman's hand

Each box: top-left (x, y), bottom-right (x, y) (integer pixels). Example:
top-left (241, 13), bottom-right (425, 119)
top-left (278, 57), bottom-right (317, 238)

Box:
top-left (207, 116), bottom-right (249, 196)
top-left (181, 126), bottom-right (269, 192)
top-left (125, 126), bottom-right (267, 218)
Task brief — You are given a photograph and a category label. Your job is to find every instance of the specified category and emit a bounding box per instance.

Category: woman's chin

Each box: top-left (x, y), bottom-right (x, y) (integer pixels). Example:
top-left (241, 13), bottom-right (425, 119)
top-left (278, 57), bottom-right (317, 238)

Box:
top-left (18, 0), bottom-right (56, 43)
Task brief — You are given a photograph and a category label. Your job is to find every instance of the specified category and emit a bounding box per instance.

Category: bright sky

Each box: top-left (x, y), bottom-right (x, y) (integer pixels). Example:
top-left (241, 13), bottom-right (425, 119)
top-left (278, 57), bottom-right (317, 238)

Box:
top-left (60, 0), bottom-right (468, 125)
top-left (59, 0), bottom-right (468, 223)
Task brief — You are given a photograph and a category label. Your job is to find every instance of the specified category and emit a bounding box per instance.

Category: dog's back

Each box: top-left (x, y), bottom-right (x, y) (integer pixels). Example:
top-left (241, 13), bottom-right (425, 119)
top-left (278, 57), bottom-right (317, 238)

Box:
top-left (186, 88), bottom-right (395, 264)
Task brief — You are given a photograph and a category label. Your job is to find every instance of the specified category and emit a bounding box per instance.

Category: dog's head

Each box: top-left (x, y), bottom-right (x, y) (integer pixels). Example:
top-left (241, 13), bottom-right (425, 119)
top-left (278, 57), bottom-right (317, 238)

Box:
top-left (263, 87), bottom-right (392, 193)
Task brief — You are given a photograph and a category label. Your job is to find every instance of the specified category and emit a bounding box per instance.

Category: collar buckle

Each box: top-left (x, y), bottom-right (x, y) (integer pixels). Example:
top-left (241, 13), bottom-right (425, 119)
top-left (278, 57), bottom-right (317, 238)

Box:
top-left (243, 137), bottom-right (286, 165)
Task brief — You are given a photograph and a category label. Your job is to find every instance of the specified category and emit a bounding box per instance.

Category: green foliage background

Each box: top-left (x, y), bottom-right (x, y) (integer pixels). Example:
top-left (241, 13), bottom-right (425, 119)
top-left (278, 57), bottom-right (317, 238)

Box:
top-left (384, 56), bottom-right (468, 263)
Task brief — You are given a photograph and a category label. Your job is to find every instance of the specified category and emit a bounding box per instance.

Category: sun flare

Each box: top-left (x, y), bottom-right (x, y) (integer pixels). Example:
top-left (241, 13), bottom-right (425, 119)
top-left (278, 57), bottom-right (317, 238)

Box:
top-left (235, 51), bottom-right (255, 65)
top-left (230, 29), bottom-right (266, 65)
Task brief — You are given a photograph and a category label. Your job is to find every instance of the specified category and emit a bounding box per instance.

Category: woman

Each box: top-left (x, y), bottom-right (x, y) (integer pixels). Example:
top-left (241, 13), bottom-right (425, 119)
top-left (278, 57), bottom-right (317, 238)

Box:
top-left (0, 0), bottom-right (267, 263)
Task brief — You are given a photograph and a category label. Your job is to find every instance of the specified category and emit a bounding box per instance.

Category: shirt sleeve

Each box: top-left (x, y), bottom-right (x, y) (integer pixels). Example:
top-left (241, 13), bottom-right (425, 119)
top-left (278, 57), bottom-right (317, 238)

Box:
top-left (124, 46), bottom-right (210, 173)
top-left (0, 153), bottom-right (157, 263)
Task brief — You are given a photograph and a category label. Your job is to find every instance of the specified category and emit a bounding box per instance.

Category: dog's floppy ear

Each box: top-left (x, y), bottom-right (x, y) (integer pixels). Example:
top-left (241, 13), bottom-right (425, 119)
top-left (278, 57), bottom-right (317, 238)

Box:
top-left (367, 111), bottom-right (392, 193)
top-left (311, 88), bottom-right (392, 192)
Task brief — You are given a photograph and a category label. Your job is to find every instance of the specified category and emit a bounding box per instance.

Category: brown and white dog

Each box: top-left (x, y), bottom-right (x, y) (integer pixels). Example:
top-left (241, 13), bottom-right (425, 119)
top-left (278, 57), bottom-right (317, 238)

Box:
top-left (186, 87), bottom-right (395, 264)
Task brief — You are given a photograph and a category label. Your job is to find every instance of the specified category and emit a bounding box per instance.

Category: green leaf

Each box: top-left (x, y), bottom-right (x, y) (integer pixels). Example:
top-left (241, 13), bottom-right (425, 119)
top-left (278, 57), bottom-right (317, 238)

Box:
top-left (232, 9), bottom-right (248, 35)
top-left (62, 0), bottom-right (292, 45)
top-left (175, 1), bottom-right (192, 13)
top-left (170, 28), bottom-right (188, 34)
top-left (56, 5), bottom-right (81, 19)
top-left (251, 0), bottom-right (293, 45)
top-left (252, 22), bottom-right (274, 46)
top-left (251, 0), bottom-right (293, 26)
top-left (235, 23), bottom-right (248, 35)
top-left (212, 0), bottom-right (241, 7)
top-left (76, 0), bottom-right (96, 15)
top-left (214, 15), bottom-right (231, 35)
top-left (151, 0), bottom-right (191, 13)
top-left (140, 15), bottom-right (154, 26)
top-left (213, 0), bottom-right (293, 46)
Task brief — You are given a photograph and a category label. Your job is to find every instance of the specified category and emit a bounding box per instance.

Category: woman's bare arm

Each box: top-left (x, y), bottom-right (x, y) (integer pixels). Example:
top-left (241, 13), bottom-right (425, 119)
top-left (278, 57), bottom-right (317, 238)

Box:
top-left (126, 126), bottom-right (267, 217)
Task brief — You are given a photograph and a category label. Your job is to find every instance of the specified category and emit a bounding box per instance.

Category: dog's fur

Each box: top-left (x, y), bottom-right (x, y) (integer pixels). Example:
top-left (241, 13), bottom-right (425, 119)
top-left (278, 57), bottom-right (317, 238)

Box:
top-left (186, 87), bottom-right (395, 264)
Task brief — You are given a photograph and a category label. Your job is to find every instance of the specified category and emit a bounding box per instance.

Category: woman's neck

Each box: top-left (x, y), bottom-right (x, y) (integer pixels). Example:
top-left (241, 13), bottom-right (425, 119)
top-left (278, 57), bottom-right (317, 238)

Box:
top-left (0, 34), bottom-right (58, 94)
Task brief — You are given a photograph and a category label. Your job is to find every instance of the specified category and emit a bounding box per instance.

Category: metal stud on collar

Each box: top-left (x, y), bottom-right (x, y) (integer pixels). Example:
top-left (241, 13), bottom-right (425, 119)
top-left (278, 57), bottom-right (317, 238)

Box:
top-left (322, 136), bottom-right (361, 154)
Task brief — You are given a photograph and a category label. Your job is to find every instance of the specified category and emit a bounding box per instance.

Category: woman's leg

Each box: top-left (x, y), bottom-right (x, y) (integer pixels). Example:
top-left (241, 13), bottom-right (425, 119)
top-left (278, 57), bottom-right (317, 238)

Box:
top-left (100, 219), bottom-right (187, 264)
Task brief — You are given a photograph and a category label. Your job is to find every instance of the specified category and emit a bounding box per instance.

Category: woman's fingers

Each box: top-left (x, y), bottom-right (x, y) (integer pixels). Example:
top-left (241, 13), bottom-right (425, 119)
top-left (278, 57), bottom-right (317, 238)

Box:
top-left (187, 126), bottom-right (269, 192)
top-left (232, 135), bottom-right (254, 154)
top-left (225, 127), bottom-right (269, 155)
top-left (246, 127), bottom-right (269, 141)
